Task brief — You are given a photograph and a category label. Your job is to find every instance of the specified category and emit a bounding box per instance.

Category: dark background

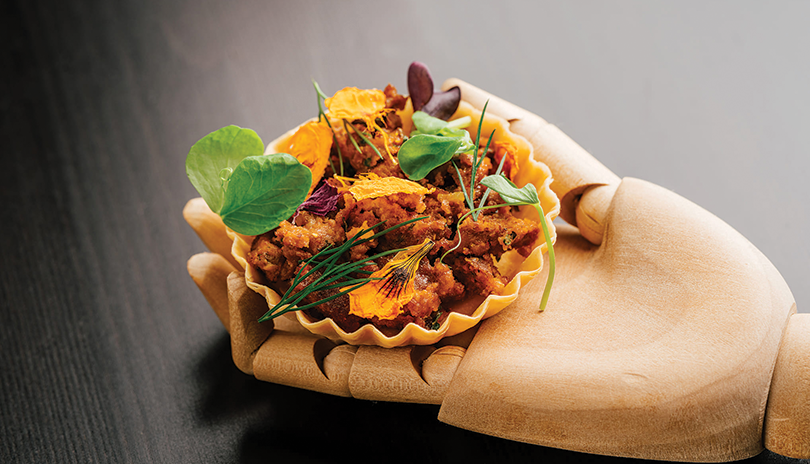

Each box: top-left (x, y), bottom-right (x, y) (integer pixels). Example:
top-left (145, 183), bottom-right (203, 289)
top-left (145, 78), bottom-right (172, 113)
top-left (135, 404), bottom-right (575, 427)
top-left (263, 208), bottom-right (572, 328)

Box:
top-left (2, 1), bottom-right (809, 463)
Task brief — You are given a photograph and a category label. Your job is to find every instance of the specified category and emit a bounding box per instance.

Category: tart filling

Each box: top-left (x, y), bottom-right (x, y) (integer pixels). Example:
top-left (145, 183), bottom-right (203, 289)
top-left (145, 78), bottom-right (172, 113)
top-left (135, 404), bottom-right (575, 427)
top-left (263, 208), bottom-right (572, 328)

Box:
top-left (230, 92), bottom-right (559, 347)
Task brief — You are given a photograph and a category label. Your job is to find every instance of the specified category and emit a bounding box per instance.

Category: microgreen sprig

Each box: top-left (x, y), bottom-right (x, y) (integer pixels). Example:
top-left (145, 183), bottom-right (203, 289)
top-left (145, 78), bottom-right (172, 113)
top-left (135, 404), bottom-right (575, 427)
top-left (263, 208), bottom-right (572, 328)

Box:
top-left (402, 101), bottom-right (496, 221)
top-left (258, 216), bottom-right (428, 322)
top-left (398, 112), bottom-right (472, 180)
top-left (440, 175), bottom-right (556, 311)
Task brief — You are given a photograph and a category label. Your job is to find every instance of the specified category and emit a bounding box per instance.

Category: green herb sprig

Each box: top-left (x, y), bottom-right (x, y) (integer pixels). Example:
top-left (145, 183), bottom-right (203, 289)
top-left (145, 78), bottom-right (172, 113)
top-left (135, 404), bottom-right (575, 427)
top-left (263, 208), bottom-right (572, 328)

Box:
top-left (410, 112), bottom-right (472, 138)
top-left (440, 175), bottom-right (556, 311)
top-left (398, 102), bottom-right (495, 223)
top-left (258, 216), bottom-right (428, 322)
top-left (398, 112), bottom-right (473, 180)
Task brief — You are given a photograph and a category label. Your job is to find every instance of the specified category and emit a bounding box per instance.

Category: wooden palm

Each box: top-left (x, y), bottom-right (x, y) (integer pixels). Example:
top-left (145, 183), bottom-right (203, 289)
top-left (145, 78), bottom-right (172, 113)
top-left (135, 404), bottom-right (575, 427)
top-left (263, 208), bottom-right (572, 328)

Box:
top-left (184, 80), bottom-right (808, 462)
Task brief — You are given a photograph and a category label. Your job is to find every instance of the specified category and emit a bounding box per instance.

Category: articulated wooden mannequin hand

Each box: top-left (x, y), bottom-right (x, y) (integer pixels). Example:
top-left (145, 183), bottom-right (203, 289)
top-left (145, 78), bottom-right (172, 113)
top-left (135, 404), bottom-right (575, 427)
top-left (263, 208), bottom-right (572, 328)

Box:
top-left (184, 80), bottom-right (809, 462)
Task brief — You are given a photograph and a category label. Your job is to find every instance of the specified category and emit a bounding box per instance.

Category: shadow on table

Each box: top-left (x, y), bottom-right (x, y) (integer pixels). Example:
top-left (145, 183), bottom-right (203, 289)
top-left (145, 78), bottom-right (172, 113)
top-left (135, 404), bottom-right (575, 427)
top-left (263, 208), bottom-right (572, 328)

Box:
top-left (193, 334), bottom-right (805, 464)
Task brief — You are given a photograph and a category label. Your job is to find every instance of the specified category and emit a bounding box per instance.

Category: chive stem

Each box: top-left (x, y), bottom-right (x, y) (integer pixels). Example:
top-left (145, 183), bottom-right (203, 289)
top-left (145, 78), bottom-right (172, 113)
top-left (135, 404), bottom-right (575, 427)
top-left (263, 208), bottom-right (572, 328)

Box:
top-left (476, 144), bottom-right (508, 213)
top-left (533, 204), bottom-right (555, 312)
top-left (343, 118), bottom-right (383, 160)
top-left (472, 129), bottom-right (497, 220)
top-left (452, 161), bottom-right (473, 213)
top-left (312, 79), bottom-right (343, 175)
top-left (469, 100), bottom-right (490, 213)
top-left (343, 119), bottom-right (365, 159)
top-left (258, 218), bottom-right (428, 322)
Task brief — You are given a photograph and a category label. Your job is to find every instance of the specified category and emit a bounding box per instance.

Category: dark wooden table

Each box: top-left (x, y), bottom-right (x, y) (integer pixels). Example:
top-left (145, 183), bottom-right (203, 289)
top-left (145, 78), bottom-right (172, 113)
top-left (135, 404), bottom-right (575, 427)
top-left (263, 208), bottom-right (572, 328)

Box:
top-left (3, 1), bottom-right (808, 462)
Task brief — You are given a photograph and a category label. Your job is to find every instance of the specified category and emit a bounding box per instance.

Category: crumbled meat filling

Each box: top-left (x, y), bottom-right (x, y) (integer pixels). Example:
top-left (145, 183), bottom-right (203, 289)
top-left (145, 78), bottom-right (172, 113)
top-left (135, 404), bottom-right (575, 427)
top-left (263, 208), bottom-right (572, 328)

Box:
top-left (247, 84), bottom-right (541, 332)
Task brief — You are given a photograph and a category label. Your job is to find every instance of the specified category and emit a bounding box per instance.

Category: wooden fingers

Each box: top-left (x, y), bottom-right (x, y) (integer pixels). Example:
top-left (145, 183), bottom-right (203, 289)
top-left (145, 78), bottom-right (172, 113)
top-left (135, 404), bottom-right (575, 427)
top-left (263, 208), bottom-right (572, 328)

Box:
top-left (249, 336), bottom-right (466, 403)
top-left (764, 312), bottom-right (810, 459)
top-left (421, 346), bottom-right (466, 396)
top-left (187, 252), bottom-right (238, 329)
top-left (348, 345), bottom-right (437, 403)
top-left (245, 331), bottom-right (466, 402)
top-left (253, 332), bottom-right (348, 396)
top-left (183, 198), bottom-right (241, 269)
top-left (219, 271), bottom-right (467, 401)
top-left (184, 238), bottom-right (468, 402)
top-left (575, 184), bottom-right (619, 245)
top-left (442, 78), bottom-right (620, 245)
top-left (227, 272), bottom-right (274, 375)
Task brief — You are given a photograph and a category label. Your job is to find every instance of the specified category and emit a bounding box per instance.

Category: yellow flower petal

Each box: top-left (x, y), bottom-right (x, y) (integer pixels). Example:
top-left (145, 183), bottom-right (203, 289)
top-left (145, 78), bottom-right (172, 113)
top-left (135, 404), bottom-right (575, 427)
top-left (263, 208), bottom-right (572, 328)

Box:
top-left (325, 87), bottom-right (397, 162)
top-left (348, 173), bottom-right (433, 201)
top-left (286, 120), bottom-right (333, 191)
top-left (347, 239), bottom-right (434, 320)
top-left (325, 87), bottom-right (387, 120)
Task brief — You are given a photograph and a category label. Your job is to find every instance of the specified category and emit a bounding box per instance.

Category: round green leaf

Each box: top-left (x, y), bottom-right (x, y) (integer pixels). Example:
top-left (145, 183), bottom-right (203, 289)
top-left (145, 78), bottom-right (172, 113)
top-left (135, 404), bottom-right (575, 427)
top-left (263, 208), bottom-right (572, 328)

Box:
top-left (185, 125), bottom-right (264, 214)
top-left (219, 154), bottom-right (312, 236)
top-left (399, 134), bottom-right (464, 180)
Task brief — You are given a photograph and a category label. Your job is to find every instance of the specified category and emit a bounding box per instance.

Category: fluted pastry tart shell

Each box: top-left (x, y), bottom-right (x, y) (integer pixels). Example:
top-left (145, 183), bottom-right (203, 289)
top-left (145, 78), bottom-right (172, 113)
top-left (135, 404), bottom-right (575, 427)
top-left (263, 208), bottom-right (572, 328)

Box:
top-left (228, 100), bottom-right (560, 347)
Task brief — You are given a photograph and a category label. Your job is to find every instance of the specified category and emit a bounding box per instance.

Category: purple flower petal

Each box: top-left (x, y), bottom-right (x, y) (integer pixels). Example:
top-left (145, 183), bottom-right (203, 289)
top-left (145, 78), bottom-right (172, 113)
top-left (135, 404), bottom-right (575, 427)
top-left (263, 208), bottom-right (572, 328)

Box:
top-left (408, 61), bottom-right (434, 111)
top-left (421, 86), bottom-right (461, 121)
top-left (294, 181), bottom-right (339, 221)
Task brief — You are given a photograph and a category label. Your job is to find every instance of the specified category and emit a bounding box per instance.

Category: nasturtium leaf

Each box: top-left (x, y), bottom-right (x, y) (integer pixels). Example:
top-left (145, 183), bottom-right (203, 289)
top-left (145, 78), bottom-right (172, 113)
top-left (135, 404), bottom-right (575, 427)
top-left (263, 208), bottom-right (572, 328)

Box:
top-left (422, 86), bottom-right (461, 121)
top-left (185, 125), bottom-right (264, 214)
top-left (219, 154), bottom-right (312, 236)
top-left (407, 61), bottom-right (434, 111)
top-left (480, 174), bottom-right (540, 205)
top-left (398, 134), bottom-right (464, 181)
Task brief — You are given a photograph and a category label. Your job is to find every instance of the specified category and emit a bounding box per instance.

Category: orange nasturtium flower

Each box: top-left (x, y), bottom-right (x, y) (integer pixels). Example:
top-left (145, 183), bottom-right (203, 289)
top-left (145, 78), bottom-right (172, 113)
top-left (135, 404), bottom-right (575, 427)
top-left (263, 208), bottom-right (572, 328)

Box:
top-left (325, 87), bottom-right (387, 119)
top-left (286, 120), bottom-right (333, 192)
top-left (324, 87), bottom-right (395, 161)
top-left (346, 173), bottom-right (433, 201)
top-left (346, 239), bottom-right (435, 320)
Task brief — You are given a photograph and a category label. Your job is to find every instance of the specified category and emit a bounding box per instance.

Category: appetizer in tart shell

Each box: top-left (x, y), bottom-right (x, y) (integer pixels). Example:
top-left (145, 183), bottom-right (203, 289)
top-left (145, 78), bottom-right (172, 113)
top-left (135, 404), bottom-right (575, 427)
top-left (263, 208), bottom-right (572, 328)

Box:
top-left (185, 64), bottom-right (559, 348)
top-left (228, 98), bottom-right (559, 348)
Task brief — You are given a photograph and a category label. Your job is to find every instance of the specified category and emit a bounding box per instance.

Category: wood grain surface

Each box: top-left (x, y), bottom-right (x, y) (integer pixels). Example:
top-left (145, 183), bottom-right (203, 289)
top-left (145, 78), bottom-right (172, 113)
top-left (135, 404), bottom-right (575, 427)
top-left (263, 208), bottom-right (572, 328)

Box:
top-left (2, 1), bottom-right (809, 463)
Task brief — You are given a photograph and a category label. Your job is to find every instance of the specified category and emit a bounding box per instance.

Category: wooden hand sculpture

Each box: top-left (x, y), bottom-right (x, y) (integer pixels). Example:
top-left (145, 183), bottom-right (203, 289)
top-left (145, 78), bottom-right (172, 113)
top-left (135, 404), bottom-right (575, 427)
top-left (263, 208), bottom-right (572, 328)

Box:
top-left (184, 80), bottom-right (809, 462)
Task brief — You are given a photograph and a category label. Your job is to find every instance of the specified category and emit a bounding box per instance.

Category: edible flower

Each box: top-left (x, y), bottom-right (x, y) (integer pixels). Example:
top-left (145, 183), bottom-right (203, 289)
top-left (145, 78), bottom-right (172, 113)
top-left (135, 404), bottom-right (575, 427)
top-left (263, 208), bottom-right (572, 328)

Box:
top-left (325, 87), bottom-right (395, 160)
top-left (346, 239), bottom-right (434, 320)
top-left (286, 120), bottom-right (333, 191)
top-left (325, 87), bottom-right (387, 119)
top-left (345, 173), bottom-right (433, 201)
top-left (293, 181), bottom-right (340, 220)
